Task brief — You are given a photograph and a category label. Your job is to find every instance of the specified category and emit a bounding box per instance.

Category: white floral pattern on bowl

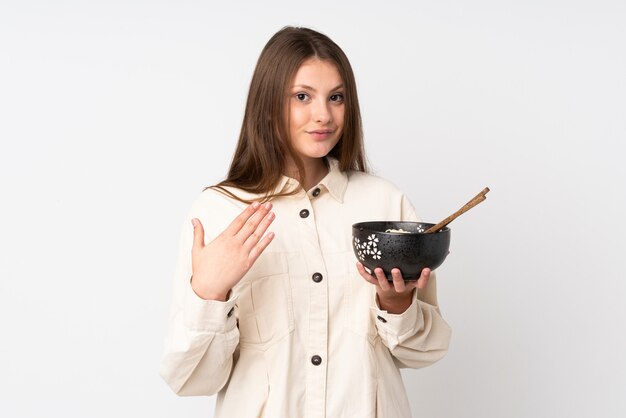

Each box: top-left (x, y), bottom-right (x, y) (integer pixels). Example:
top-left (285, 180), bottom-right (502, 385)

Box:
top-left (353, 234), bottom-right (382, 261)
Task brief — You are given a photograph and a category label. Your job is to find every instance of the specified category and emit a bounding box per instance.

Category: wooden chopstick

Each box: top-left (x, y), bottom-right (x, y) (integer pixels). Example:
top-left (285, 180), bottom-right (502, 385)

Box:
top-left (424, 187), bottom-right (490, 233)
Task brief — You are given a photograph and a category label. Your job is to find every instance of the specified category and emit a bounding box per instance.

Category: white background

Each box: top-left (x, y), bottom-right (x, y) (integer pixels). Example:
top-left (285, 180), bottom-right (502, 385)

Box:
top-left (1, 0), bottom-right (625, 417)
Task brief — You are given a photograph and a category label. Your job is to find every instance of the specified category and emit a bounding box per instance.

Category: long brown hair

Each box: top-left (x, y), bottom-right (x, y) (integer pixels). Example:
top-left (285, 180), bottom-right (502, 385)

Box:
top-left (211, 26), bottom-right (368, 202)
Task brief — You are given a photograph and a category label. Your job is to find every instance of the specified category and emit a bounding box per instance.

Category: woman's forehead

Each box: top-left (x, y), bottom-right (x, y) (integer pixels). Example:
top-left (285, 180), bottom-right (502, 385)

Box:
top-left (291, 59), bottom-right (343, 89)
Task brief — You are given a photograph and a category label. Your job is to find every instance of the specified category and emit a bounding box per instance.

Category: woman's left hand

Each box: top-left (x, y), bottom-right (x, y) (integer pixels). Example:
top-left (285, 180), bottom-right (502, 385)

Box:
top-left (356, 262), bottom-right (430, 314)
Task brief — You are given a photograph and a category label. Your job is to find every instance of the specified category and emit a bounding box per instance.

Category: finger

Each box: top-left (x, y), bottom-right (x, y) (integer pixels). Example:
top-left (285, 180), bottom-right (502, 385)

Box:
top-left (374, 268), bottom-right (391, 291)
top-left (224, 201), bottom-right (262, 236)
top-left (235, 202), bottom-right (272, 241)
top-left (248, 231), bottom-right (275, 263)
top-left (417, 268), bottom-right (431, 289)
top-left (356, 262), bottom-right (379, 286)
top-left (243, 210), bottom-right (276, 249)
top-left (391, 268), bottom-right (406, 293)
top-left (191, 218), bottom-right (205, 250)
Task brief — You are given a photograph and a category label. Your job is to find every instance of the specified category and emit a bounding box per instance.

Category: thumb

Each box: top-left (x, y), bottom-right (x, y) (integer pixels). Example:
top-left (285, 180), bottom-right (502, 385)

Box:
top-left (191, 218), bottom-right (205, 249)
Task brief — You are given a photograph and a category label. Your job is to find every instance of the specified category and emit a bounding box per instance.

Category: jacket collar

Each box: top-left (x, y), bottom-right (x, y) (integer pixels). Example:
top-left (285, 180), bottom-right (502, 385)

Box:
top-left (275, 157), bottom-right (348, 203)
top-left (317, 158), bottom-right (348, 203)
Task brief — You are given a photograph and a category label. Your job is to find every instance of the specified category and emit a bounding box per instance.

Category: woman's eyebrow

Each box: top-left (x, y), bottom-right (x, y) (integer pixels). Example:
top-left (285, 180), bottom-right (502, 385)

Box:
top-left (291, 84), bottom-right (344, 92)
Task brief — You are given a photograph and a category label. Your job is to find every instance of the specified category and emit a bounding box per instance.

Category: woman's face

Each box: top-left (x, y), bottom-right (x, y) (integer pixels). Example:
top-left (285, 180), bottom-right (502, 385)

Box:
top-left (287, 58), bottom-right (345, 165)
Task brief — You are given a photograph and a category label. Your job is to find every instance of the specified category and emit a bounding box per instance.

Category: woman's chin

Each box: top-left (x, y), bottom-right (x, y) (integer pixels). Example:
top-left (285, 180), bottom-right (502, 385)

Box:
top-left (303, 144), bottom-right (338, 159)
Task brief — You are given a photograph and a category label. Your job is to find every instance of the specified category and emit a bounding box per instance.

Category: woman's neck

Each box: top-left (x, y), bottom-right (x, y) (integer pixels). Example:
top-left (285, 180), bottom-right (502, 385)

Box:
top-left (284, 157), bottom-right (329, 191)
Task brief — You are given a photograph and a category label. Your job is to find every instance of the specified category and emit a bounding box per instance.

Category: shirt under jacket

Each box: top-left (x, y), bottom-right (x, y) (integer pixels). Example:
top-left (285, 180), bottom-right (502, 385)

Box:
top-left (160, 159), bottom-right (452, 418)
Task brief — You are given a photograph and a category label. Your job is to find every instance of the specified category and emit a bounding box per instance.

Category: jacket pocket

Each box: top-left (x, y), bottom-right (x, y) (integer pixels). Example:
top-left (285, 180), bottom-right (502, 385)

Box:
top-left (343, 252), bottom-right (379, 345)
top-left (234, 252), bottom-right (294, 348)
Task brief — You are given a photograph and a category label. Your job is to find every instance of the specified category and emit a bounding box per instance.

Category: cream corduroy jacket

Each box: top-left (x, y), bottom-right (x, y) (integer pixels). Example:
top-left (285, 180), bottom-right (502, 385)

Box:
top-left (160, 159), bottom-right (452, 418)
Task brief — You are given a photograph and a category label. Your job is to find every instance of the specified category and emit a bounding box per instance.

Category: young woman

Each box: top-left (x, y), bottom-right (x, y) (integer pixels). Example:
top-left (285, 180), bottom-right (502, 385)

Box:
top-left (160, 26), bottom-right (451, 418)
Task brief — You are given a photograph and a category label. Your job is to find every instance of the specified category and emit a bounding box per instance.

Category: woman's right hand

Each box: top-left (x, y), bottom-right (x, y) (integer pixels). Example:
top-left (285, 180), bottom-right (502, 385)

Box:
top-left (190, 201), bottom-right (276, 301)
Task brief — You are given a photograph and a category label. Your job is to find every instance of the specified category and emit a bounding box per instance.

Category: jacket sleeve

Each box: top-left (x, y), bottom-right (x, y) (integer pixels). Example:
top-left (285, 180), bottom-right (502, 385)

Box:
top-left (371, 273), bottom-right (451, 368)
top-left (159, 211), bottom-right (240, 396)
top-left (371, 193), bottom-right (452, 368)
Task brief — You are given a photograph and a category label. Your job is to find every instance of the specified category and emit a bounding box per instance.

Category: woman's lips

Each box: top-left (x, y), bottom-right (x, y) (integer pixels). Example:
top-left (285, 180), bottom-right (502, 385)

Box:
top-left (307, 130), bottom-right (335, 140)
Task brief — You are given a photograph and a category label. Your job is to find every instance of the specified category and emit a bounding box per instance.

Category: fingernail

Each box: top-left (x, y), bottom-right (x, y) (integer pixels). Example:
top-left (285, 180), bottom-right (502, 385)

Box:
top-left (264, 202), bottom-right (272, 210)
top-left (191, 219), bottom-right (197, 227)
top-left (252, 201), bottom-right (260, 209)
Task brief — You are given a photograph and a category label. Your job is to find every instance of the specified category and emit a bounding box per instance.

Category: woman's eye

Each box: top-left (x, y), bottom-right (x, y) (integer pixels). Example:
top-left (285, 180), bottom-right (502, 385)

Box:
top-left (330, 94), bottom-right (344, 103)
top-left (295, 93), bottom-right (309, 101)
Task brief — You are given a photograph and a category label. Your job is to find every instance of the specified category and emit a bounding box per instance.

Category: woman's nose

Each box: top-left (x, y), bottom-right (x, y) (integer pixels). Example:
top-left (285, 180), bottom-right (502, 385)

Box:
top-left (313, 100), bottom-right (332, 124)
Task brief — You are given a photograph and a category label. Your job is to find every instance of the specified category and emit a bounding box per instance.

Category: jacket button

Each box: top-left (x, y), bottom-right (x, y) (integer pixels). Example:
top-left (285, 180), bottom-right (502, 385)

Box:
top-left (312, 187), bottom-right (321, 197)
top-left (312, 273), bottom-right (323, 283)
top-left (299, 209), bottom-right (310, 218)
top-left (311, 355), bottom-right (322, 366)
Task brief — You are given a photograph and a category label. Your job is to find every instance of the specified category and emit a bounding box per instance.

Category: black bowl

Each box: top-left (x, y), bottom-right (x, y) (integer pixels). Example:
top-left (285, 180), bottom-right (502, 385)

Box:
top-left (352, 221), bottom-right (450, 281)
